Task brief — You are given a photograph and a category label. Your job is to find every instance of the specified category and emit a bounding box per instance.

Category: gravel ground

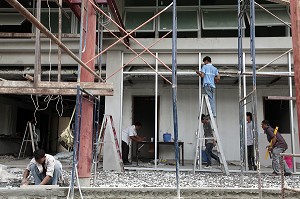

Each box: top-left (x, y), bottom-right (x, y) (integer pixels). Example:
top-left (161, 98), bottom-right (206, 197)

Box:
top-left (1, 168), bottom-right (299, 189)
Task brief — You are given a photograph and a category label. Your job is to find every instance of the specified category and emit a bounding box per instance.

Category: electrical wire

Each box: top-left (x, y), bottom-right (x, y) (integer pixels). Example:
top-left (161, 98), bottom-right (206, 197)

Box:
top-left (31, 1), bottom-right (64, 127)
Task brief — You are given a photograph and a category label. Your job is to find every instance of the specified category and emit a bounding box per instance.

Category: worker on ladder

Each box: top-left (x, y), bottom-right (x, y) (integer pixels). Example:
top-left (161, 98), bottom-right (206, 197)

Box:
top-left (201, 114), bottom-right (221, 169)
top-left (196, 56), bottom-right (220, 118)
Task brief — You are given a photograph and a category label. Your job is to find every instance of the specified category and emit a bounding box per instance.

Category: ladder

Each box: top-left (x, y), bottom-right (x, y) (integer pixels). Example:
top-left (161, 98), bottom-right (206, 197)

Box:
top-left (193, 94), bottom-right (229, 175)
top-left (93, 114), bottom-right (124, 176)
top-left (18, 121), bottom-right (38, 159)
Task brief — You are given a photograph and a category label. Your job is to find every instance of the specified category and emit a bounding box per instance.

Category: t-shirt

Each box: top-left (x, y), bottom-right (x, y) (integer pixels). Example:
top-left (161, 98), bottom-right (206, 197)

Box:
top-left (247, 122), bottom-right (254, 146)
top-left (201, 63), bottom-right (219, 88)
top-left (26, 154), bottom-right (62, 177)
top-left (122, 125), bottom-right (137, 145)
top-left (265, 126), bottom-right (288, 149)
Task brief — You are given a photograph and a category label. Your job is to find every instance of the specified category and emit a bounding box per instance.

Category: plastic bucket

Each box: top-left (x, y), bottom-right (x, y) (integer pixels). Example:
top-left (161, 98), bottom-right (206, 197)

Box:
top-left (163, 133), bottom-right (171, 142)
top-left (284, 156), bottom-right (293, 169)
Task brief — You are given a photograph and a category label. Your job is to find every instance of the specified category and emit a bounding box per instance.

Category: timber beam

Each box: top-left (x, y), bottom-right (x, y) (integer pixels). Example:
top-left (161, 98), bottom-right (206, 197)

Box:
top-left (0, 81), bottom-right (113, 96)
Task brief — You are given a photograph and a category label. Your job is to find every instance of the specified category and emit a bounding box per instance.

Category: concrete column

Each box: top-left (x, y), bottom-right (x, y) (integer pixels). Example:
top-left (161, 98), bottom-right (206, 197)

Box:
top-left (78, 0), bottom-right (97, 186)
top-left (290, 1), bottom-right (300, 145)
top-left (103, 51), bottom-right (122, 170)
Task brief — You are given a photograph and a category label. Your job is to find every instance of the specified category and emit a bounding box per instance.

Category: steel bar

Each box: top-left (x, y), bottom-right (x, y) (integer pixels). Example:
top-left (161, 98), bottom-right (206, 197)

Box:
top-left (87, 0), bottom-right (173, 72)
top-left (257, 49), bottom-right (293, 72)
top-left (5, 0), bottom-right (103, 81)
top-left (280, 156), bottom-right (285, 199)
top-left (239, 90), bottom-right (255, 103)
top-left (290, 0), bottom-right (300, 151)
top-left (171, 0), bottom-right (180, 198)
top-left (238, 0), bottom-right (245, 174)
top-left (255, 2), bottom-right (291, 28)
top-left (243, 53), bottom-right (248, 171)
top-left (34, 0), bottom-right (41, 87)
top-left (288, 52), bottom-right (296, 172)
top-left (102, 25), bottom-right (172, 84)
top-left (57, 0), bottom-right (62, 82)
top-left (155, 52), bottom-right (158, 169)
top-left (249, 1), bottom-right (262, 198)
top-left (265, 96), bottom-right (296, 100)
top-left (280, 153), bottom-right (300, 157)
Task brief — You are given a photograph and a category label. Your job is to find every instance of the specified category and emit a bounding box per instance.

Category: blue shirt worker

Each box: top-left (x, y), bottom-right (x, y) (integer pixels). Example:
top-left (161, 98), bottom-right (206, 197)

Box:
top-left (196, 56), bottom-right (220, 117)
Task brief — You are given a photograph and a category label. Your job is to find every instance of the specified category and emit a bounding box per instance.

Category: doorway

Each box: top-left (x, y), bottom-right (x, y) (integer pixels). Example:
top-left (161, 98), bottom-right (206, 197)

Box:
top-left (263, 98), bottom-right (291, 134)
top-left (132, 96), bottom-right (159, 159)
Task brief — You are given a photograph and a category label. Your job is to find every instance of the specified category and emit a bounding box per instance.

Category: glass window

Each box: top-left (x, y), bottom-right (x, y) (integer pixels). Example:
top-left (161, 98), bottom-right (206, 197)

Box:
top-left (41, 11), bottom-right (72, 33)
top-left (159, 0), bottom-right (198, 6)
top-left (159, 11), bottom-right (198, 31)
top-left (247, 9), bottom-right (290, 26)
top-left (125, 0), bottom-right (156, 7)
top-left (125, 11), bottom-right (155, 31)
top-left (0, 13), bottom-right (26, 26)
top-left (202, 9), bottom-right (245, 30)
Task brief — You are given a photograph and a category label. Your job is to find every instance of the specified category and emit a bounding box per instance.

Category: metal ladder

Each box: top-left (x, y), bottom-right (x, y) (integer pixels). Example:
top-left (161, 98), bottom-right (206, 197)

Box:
top-left (193, 94), bottom-right (229, 175)
top-left (93, 114), bottom-right (124, 178)
top-left (18, 121), bottom-right (38, 159)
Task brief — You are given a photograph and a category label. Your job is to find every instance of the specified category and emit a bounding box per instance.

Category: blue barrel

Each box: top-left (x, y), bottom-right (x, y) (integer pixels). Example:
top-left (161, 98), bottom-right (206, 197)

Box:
top-left (163, 133), bottom-right (172, 142)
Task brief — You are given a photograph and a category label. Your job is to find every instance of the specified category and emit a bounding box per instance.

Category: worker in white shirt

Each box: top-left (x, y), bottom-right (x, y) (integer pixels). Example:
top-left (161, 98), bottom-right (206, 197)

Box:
top-left (121, 122), bottom-right (145, 165)
top-left (21, 149), bottom-right (62, 185)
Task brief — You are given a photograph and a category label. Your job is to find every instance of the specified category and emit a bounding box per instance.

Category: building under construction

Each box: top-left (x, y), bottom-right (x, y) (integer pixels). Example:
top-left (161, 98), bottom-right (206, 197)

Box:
top-left (0, 0), bottom-right (300, 198)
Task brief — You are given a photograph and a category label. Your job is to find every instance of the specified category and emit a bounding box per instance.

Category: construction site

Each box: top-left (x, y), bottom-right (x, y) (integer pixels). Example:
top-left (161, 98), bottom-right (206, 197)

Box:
top-left (0, 0), bottom-right (300, 198)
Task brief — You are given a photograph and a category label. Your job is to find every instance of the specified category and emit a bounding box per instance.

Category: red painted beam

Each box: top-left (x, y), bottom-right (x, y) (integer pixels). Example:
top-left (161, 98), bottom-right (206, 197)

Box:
top-left (64, 0), bottom-right (81, 18)
top-left (67, 0), bottom-right (107, 3)
top-left (77, 0), bottom-right (97, 182)
top-left (107, 0), bottom-right (130, 46)
top-left (290, 0), bottom-right (300, 145)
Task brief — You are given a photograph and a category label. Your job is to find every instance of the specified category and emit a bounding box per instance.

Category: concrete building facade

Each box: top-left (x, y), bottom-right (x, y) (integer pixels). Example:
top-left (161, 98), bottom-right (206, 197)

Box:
top-left (0, 0), bottom-right (298, 168)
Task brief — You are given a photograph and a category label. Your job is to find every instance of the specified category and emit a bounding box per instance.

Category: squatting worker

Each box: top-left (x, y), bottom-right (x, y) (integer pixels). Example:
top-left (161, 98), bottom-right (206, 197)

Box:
top-left (261, 120), bottom-right (292, 176)
top-left (21, 149), bottom-right (62, 185)
top-left (121, 122), bottom-right (145, 165)
top-left (196, 56), bottom-right (220, 118)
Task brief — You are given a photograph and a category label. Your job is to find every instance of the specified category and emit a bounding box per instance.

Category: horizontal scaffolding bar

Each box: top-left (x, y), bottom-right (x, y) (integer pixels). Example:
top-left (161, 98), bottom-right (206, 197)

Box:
top-left (265, 96), bottom-right (296, 100)
top-left (5, 0), bottom-right (103, 81)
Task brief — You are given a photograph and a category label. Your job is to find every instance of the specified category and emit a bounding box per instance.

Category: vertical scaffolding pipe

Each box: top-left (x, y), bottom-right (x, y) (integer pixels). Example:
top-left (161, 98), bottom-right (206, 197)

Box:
top-left (97, 7), bottom-right (104, 77)
top-left (238, 0), bottom-right (245, 173)
top-left (288, 52), bottom-right (296, 172)
top-left (171, 0), bottom-right (180, 198)
top-left (243, 53), bottom-right (248, 171)
top-left (155, 52), bottom-right (158, 169)
top-left (250, 0), bottom-right (262, 198)
top-left (290, 0), bottom-right (300, 150)
top-left (198, 52), bottom-right (202, 170)
top-left (57, 0), bottom-right (62, 82)
top-left (34, 0), bottom-right (41, 86)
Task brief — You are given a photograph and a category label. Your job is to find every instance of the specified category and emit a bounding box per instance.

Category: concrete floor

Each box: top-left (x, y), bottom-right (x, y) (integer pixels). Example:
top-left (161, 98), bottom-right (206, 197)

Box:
top-left (1, 156), bottom-right (300, 198)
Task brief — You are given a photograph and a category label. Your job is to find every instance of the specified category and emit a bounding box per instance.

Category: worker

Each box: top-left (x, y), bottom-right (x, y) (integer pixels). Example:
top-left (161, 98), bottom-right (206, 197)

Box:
top-left (121, 122), bottom-right (145, 165)
top-left (21, 149), bottom-right (62, 185)
top-left (261, 120), bottom-right (292, 176)
top-left (246, 112), bottom-right (257, 170)
top-left (196, 56), bottom-right (220, 118)
top-left (201, 114), bottom-right (220, 169)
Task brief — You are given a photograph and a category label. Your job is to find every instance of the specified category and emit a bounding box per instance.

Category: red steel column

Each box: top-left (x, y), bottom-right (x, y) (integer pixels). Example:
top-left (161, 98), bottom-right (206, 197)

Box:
top-left (78, 0), bottom-right (97, 183)
top-left (290, 0), bottom-right (300, 144)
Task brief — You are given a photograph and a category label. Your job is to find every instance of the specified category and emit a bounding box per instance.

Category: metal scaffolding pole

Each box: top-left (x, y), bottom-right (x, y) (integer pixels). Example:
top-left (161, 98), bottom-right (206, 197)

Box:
top-left (34, 0), bottom-right (41, 87)
top-left (171, 0), bottom-right (180, 198)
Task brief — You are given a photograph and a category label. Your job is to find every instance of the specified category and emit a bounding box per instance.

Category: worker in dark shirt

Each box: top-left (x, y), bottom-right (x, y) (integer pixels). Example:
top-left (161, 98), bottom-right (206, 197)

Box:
top-left (261, 120), bottom-right (291, 176)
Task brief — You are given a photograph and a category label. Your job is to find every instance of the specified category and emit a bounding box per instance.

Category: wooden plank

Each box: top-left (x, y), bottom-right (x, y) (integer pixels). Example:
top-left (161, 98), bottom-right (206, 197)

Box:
top-left (0, 32), bottom-right (80, 38)
top-left (0, 81), bottom-right (112, 89)
top-left (0, 88), bottom-right (113, 96)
